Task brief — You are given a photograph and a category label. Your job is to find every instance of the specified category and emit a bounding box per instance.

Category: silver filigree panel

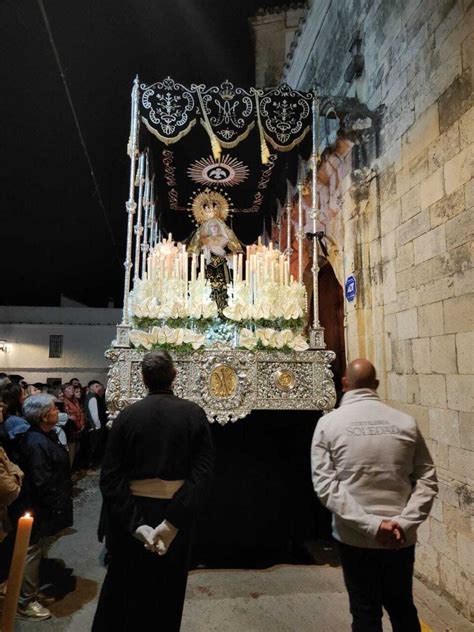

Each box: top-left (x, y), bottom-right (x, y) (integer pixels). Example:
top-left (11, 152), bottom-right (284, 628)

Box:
top-left (105, 348), bottom-right (336, 425)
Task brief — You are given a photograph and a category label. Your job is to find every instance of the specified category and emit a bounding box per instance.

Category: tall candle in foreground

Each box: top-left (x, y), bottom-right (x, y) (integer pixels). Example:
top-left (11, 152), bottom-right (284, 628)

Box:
top-left (2, 513), bottom-right (34, 632)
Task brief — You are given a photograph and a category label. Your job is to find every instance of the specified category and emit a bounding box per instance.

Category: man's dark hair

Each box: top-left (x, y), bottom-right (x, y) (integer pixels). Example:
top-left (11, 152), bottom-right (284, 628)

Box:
top-left (0, 373), bottom-right (7, 380)
top-left (141, 351), bottom-right (175, 391)
top-left (0, 382), bottom-right (23, 417)
top-left (8, 374), bottom-right (24, 384)
top-left (33, 382), bottom-right (44, 390)
top-left (88, 380), bottom-right (102, 388)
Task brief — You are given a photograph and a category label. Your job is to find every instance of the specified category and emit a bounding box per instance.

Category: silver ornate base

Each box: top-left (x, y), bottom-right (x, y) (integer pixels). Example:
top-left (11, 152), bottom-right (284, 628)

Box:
top-left (105, 347), bottom-right (336, 425)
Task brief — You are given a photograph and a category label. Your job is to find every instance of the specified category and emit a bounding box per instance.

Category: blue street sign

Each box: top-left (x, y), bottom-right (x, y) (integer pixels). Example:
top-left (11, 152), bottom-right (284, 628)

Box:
top-left (345, 275), bottom-right (357, 302)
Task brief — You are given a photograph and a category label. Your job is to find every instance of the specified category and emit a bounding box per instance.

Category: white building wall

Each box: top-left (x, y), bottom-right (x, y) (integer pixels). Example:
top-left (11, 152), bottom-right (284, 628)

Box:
top-left (0, 307), bottom-right (122, 385)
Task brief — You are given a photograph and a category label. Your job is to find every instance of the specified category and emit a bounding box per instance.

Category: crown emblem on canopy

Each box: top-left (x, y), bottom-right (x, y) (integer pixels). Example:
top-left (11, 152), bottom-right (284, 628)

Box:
top-left (220, 80), bottom-right (235, 101)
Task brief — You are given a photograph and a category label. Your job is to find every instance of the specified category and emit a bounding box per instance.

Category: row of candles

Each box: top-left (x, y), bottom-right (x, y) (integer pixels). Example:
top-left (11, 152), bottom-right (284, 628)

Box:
top-left (144, 236), bottom-right (296, 300)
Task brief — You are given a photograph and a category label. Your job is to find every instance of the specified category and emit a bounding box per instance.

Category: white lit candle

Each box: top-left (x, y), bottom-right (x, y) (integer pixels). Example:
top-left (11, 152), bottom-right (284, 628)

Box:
top-left (2, 513), bottom-right (34, 632)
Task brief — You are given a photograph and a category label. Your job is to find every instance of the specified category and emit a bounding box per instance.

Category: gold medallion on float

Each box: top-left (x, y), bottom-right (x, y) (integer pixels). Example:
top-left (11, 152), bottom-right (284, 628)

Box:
top-left (209, 364), bottom-right (238, 398)
top-left (274, 368), bottom-right (296, 392)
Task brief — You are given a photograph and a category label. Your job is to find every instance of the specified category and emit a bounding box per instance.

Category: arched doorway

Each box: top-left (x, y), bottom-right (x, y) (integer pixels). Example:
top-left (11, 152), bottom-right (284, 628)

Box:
top-left (318, 262), bottom-right (346, 398)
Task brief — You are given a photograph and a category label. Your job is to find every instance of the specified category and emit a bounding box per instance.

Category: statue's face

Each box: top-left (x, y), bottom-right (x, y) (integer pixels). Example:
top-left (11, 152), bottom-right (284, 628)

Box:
top-left (210, 224), bottom-right (219, 236)
top-left (201, 202), bottom-right (215, 221)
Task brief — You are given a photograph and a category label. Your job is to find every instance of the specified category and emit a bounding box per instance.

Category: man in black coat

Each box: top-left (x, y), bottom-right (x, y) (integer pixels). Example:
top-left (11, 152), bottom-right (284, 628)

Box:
top-left (93, 351), bottom-right (214, 632)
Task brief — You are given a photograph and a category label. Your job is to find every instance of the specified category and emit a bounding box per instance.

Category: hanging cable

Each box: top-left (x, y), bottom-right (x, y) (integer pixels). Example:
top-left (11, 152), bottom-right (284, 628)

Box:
top-left (36, 0), bottom-right (122, 266)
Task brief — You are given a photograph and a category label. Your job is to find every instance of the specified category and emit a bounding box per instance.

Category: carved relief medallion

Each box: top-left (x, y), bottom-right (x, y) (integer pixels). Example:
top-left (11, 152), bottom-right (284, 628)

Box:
top-left (274, 368), bottom-right (296, 392)
top-left (209, 364), bottom-right (238, 398)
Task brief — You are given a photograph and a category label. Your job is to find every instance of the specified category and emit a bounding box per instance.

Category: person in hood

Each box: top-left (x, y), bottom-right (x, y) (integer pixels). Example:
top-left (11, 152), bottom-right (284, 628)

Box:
top-left (311, 359), bottom-right (437, 632)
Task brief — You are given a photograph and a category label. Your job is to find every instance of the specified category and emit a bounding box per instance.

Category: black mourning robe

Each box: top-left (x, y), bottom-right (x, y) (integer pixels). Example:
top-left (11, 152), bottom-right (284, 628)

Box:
top-left (92, 389), bottom-right (214, 632)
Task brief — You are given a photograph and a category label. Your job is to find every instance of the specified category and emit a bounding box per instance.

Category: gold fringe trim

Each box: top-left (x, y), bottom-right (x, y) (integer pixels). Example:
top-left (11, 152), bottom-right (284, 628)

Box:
top-left (196, 88), bottom-right (221, 160)
top-left (264, 125), bottom-right (311, 152)
top-left (141, 116), bottom-right (196, 145)
top-left (200, 120), bottom-right (255, 149)
top-left (255, 92), bottom-right (270, 164)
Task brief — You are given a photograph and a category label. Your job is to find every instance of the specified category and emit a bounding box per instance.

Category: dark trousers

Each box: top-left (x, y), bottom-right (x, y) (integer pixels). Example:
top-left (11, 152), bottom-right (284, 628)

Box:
top-left (338, 542), bottom-right (421, 632)
top-left (92, 498), bottom-right (192, 632)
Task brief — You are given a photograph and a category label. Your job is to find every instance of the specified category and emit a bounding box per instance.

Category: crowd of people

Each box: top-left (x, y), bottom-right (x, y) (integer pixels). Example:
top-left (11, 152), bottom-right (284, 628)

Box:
top-left (0, 372), bottom-right (108, 621)
top-left (0, 356), bottom-right (438, 632)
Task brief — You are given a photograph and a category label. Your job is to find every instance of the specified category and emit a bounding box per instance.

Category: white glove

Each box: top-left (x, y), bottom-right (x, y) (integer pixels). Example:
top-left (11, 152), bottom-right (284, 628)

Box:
top-left (133, 525), bottom-right (155, 551)
top-left (152, 520), bottom-right (178, 556)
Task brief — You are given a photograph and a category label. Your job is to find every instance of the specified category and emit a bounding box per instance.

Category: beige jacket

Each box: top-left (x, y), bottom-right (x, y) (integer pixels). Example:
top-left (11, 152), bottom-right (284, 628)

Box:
top-left (311, 389), bottom-right (438, 548)
top-left (0, 446), bottom-right (23, 541)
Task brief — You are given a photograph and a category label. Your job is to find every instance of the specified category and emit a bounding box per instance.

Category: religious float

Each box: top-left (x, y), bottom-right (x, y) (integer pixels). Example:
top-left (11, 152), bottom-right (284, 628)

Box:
top-left (106, 77), bottom-right (337, 423)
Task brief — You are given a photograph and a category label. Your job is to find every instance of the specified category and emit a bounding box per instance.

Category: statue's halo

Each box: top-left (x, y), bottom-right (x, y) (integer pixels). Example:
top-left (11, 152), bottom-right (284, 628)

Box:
top-left (191, 188), bottom-right (230, 225)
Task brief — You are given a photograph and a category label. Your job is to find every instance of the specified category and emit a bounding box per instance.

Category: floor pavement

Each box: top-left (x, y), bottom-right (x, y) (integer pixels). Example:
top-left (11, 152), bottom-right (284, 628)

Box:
top-left (9, 471), bottom-right (473, 632)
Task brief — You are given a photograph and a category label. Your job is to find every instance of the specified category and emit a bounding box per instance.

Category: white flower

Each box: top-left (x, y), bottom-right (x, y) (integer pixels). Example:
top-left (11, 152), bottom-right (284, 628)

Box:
top-left (202, 302), bottom-right (218, 319)
top-left (129, 330), bottom-right (154, 350)
top-left (173, 328), bottom-right (185, 346)
top-left (288, 334), bottom-right (309, 351)
top-left (188, 303), bottom-right (203, 319)
top-left (223, 303), bottom-right (247, 322)
top-left (255, 328), bottom-right (276, 347)
top-left (190, 333), bottom-right (206, 350)
top-left (273, 329), bottom-right (294, 348)
top-left (239, 328), bottom-right (257, 349)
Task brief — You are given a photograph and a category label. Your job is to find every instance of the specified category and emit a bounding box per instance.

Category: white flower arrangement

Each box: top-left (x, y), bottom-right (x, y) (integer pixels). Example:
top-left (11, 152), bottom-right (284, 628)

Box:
top-left (130, 326), bottom-right (206, 350)
top-left (239, 327), bottom-right (309, 351)
top-left (130, 277), bottom-right (217, 321)
top-left (223, 279), bottom-right (307, 322)
top-left (129, 240), bottom-right (311, 351)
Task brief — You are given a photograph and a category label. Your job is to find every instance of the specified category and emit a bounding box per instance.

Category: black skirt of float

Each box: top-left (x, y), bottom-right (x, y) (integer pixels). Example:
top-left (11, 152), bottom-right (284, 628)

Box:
top-left (192, 409), bottom-right (332, 568)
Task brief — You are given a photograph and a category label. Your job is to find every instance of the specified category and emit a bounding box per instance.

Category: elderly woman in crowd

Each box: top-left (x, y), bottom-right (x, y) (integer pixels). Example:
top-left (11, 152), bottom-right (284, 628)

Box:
top-left (10, 394), bottom-right (72, 621)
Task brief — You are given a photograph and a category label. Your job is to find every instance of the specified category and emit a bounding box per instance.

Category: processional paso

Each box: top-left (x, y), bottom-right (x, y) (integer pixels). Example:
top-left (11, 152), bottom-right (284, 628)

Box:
top-left (107, 77), bottom-right (336, 423)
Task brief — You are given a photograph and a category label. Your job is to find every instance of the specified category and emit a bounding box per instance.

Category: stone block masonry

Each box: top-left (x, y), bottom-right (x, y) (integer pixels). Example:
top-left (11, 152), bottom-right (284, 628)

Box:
top-left (283, 0), bottom-right (474, 620)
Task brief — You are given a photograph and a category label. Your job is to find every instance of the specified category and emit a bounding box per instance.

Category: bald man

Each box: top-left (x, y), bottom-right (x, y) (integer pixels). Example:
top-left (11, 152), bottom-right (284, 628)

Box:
top-left (311, 359), bottom-right (437, 632)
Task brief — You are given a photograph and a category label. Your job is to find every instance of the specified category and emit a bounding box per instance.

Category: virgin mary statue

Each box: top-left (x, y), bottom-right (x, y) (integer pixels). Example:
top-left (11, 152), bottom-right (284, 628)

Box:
top-left (187, 189), bottom-right (242, 314)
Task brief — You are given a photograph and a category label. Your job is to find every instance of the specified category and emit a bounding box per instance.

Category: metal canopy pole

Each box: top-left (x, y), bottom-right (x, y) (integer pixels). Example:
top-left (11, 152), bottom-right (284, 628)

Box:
top-left (311, 89), bottom-right (321, 328)
top-left (148, 178), bottom-right (155, 249)
top-left (285, 182), bottom-right (292, 258)
top-left (133, 153), bottom-right (145, 286)
top-left (121, 76), bottom-right (140, 328)
top-left (309, 87), bottom-right (325, 348)
top-left (141, 154), bottom-right (151, 279)
top-left (276, 202), bottom-right (282, 251)
top-left (297, 163), bottom-right (304, 283)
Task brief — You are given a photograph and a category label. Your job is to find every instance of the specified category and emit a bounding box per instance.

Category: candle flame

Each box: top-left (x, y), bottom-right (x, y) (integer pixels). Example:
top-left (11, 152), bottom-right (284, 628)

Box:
top-left (23, 512), bottom-right (31, 519)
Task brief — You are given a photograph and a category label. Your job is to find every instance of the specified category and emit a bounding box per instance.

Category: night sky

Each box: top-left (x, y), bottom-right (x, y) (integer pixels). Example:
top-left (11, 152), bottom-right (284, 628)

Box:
top-left (1, 0), bottom-right (285, 307)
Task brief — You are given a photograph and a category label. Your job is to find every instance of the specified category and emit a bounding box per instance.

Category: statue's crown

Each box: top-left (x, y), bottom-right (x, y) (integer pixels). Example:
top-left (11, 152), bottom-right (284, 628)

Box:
top-left (190, 188), bottom-right (230, 224)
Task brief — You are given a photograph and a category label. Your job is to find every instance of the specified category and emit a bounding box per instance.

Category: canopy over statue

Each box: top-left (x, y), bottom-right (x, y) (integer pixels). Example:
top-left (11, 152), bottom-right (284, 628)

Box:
top-left (106, 77), bottom-right (336, 424)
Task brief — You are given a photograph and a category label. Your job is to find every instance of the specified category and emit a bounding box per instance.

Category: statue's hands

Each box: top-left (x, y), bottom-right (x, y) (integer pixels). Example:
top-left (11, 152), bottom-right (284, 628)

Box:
top-left (151, 520), bottom-right (179, 556)
top-left (210, 245), bottom-right (226, 256)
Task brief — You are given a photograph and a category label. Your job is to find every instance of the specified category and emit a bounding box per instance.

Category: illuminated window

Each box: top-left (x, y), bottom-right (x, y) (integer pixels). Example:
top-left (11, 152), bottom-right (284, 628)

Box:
top-left (49, 335), bottom-right (63, 358)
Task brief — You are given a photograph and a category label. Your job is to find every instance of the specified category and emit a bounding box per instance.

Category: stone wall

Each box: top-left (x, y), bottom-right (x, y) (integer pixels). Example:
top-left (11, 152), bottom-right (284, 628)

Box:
top-left (282, 0), bottom-right (473, 620)
top-left (250, 5), bottom-right (306, 88)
